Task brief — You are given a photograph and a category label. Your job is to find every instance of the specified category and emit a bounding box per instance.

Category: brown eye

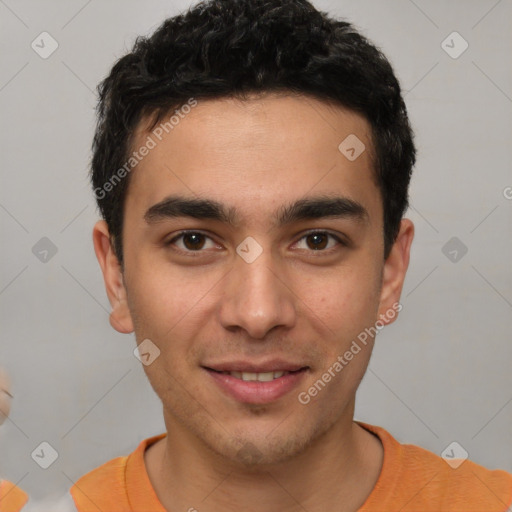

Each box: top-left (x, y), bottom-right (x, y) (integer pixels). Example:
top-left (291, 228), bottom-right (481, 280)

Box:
top-left (167, 231), bottom-right (218, 253)
top-left (295, 231), bottom-right (344, 252)
top-left (306, 232), bottom-right (329, 250)
top-left (181, 233), bottom-right (206, 250)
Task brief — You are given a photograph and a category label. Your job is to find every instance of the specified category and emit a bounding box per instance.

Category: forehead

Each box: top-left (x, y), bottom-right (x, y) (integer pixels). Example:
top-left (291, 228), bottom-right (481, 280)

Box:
top-left (125, 93), bottom-right (381, 226)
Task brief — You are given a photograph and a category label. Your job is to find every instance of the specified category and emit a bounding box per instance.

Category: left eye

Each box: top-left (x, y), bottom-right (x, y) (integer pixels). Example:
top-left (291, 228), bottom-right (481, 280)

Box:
top-left (294, 231), bottom-right (343, 251)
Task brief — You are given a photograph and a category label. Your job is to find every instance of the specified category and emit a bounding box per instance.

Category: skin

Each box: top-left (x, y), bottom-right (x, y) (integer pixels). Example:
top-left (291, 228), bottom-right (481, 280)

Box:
top-left (93, 93), bottom-right (414, 512)
top-left (0, 368), bottom-right (12, 425)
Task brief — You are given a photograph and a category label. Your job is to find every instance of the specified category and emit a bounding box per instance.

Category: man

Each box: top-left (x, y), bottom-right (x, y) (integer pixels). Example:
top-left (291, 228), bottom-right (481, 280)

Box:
top-left (70, 0), bottom-right (512, 510)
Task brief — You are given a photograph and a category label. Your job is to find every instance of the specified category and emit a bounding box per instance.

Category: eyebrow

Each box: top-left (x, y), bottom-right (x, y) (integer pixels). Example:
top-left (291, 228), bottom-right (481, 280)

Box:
top-left (144, 194), bottom-right (369, 228)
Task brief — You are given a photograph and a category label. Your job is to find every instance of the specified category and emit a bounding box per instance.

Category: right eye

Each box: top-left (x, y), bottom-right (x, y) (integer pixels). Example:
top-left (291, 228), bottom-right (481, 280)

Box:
top-left (165, 231), bottom-right (221, 255)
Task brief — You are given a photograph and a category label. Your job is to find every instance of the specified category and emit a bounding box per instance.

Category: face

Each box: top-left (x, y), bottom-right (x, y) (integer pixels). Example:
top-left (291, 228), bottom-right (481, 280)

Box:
top-left (94, 93), bottom-right (413, 466)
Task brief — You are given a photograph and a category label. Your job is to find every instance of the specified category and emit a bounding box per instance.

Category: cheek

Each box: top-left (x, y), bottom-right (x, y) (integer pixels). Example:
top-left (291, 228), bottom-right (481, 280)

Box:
top-left (298, 263), bottom-right (381, 335)
top-left (125, 267), bottom-right (220, 384)
top-left (126, 263), bottom-right (213, 335)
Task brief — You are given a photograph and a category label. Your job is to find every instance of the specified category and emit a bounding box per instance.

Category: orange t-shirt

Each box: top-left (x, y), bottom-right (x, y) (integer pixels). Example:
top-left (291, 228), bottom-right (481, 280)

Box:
top-left (0, 480), bottom-right (28, 512)
top-left (69, 421), bottom-right (512, 512)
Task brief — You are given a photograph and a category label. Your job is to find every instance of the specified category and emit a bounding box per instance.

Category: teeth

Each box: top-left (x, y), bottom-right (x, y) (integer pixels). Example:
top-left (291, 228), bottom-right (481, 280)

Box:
top-left (224, 371), bottom-right (290, 381)
top-left (242, 372), bottom-right (259, 381)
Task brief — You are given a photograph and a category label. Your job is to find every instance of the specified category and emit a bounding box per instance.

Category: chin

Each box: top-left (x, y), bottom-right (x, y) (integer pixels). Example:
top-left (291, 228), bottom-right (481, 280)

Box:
top-left (209, 421), bottom-right (322, 468)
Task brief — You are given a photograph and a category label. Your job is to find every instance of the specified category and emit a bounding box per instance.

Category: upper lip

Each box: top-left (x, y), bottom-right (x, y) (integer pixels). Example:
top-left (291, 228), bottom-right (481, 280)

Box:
top-left (203, 360), bottom-right (308, 373)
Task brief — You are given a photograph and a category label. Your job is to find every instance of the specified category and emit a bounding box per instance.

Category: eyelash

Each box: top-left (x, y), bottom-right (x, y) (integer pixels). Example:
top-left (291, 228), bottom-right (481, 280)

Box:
top-left (165, 230), bottom-right (346, 256)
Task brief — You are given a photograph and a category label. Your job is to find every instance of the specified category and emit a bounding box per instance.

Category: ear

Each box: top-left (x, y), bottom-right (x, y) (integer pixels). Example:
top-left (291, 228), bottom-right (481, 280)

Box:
top-left (92, 220), bottom-right (134, 334)
top-left (377, 218), bottom-right (414, 325)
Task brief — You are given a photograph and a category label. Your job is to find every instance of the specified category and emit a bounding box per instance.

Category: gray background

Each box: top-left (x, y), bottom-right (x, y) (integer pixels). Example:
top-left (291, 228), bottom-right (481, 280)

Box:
top-left (1, 0), bottom-right (511, 500)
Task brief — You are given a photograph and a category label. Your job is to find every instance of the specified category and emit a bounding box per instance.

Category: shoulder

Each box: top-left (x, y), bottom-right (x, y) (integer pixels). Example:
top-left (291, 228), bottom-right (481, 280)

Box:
top-left (69, 454), bottom-right (131, 511)
top-left (69, 433), bottom-right (166, 512)
top-left (401, 441), bottom-right (512, 510)
top-left (358, 422), bottom-right (512, 511)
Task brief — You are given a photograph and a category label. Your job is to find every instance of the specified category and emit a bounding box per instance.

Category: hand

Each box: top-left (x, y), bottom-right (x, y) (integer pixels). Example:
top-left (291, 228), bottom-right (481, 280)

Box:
top-left (0, 367), bottom-right (13, 426)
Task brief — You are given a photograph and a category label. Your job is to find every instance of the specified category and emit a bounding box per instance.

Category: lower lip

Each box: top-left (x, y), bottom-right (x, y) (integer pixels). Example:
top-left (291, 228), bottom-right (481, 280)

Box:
top-left (205, 368), bottom-right (308, 404)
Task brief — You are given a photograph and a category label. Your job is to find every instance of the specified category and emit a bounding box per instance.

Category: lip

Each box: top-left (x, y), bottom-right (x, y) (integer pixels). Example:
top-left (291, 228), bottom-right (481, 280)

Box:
top-left (204, 366), bottom-right (309, 404)
top-left (203, 359), bottom-right (307, 373)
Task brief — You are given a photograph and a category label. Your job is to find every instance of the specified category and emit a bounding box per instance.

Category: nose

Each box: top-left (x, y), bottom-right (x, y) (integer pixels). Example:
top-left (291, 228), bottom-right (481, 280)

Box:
top-left (218, 246), bottom-right (297, 339)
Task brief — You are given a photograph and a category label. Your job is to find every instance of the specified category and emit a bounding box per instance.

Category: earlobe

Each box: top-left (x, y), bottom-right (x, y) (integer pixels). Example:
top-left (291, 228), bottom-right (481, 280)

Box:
top-left (377, 218), bottom-right (414, 325)
top-left (92, 220), bottom-right (134, 334)
top-left (109, 301), bottom-right (134, 334)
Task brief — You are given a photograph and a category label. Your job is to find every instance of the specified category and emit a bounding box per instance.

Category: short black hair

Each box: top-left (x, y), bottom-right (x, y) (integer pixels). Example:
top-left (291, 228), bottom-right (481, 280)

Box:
top-left (91, 0), bottom-right (415, 265)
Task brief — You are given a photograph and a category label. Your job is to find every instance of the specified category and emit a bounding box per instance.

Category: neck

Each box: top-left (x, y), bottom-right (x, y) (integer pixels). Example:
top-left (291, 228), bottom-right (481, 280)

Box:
top-left (145, 408), bottom-right (383, 512)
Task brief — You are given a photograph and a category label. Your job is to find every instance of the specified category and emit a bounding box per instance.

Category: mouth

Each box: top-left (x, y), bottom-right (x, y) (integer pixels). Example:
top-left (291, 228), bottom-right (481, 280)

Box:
top-left (202, 364), bottom-right (309, 404)
top-left (206, 368), bottom-right (306, 381)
